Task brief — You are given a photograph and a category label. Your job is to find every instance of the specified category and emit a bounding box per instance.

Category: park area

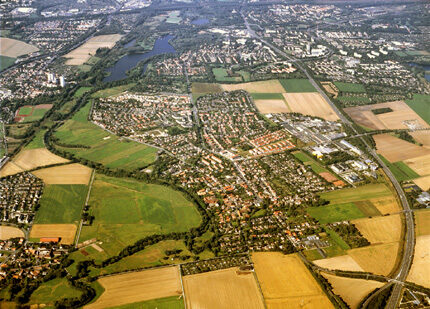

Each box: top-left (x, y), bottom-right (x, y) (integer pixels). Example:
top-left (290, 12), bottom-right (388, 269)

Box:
top-left (15, 104), bottom-right (52, 123)
top-left (54, 102), bottom-right (157, 170)
top-left (183, 267), bottom-right (264, 309)
top-left (79, 174), bottom-right (201, 256)
top-left (252, 252), bottom-right (333, 309)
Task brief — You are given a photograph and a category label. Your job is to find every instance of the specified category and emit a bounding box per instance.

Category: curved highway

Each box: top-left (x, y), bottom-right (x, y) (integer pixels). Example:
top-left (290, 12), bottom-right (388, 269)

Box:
top-left (241, 13), bottom-right (415, 308)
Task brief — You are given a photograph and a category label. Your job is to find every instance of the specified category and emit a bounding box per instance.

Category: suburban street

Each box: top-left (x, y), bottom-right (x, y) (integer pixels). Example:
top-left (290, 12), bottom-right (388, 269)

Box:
top-left (242, 12), bottom-right (415, 308)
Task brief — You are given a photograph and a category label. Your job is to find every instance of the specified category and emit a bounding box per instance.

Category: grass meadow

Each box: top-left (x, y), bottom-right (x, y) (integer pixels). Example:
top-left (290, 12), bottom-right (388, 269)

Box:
top-left (406, 94), bottom-right (430, 125)
top-left (307, 202), bottom-right (366, 224)
top-left (28, 278), bottom-right (82, 306)
top-left (279, 79), bottom-right (316, 92)
top-left (333, 82), bottom-right (366, 93)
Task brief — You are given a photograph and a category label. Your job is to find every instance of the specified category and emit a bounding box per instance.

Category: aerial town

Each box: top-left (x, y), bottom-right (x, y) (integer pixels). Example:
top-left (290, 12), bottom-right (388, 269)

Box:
top-left (0, 0), bottom-right (429, 308)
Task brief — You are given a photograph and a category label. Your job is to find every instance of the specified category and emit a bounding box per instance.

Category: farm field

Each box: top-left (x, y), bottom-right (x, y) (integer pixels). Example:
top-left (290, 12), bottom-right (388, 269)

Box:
top-left (352, 215), bottom-right (401, 244)
top-left (221, 79), bottom-right (285, 93)
top-left (404, 154), bottom-right (430, 176)
top-left (30, 224), bottom-right (77, 244)
top-left (378, 155), bottom-right (420, 182)
top-left (0, 161), bottom-right (24, 177)
top-left (183, 267), bottom-right (264, 309)
top-left (414, 209), bottom-right (430, 236)
top-left (0, 55), bottom-right (15, 70)
top-left (110, 296), bottom-right (184, 309)
top-left (282, 92), bottom-right (339, 121)
top-left (54, 102), bottom-right (157, 170)
top-left (0, 226), bottom-right (24, 240)
top-left (254, 99), bottom-right (290, 114)
top-left (374, 134), bottom-right (430, 163)
top-left (64, 34), bottom-right (122, 65)
top-left (86, 266), bottom-right (182, 309)
top-left (0, 38), bottom-right (39, 57)
top-left (322, 274), bottom-right (383, 309)
top-left (15, 104), bottom-right (52, 123)
top-left (347, 242), bottom-right (399, 276)
top-left (33, 163), bottom-right (92, 184)
top-left (410, 130), bottom-right (430, 148)
top-left (344, 101), bottom-right (429, 130)
top-left (333, 82), bottom-right (366, 93)
top-left (279, 79), bottom-right (317, 92)
top-left (308, 203), bottom-right (365, 224)
top-left (407, 235), bottom-right (430, 288)
top-left (34, 184), bottom-right (88, 224)
top-left (28, 278), bottom-right (82, 306)
top-left (313, 255), bottom-right (363, 272)
top-left (405, 94), bottom-right (430, 125)
top-left (79, 174), bottom-right (201, 256)
top-left (252, 252), bottom-right (333, 309)
top-left (319, 183), bottom-right (392, 204)
top-left (414, 175), bottom-right (430, 191)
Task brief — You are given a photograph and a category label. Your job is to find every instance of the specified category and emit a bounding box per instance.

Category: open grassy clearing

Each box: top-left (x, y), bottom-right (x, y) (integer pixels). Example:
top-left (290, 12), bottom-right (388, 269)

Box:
top-left (252, 252), bottom-right (333, 309)
top-left (313, 255), bottom-right (364, 272)
top-left (407, 235), bottom-right (430, 288)
top-left (212, 67), bottom-right (241, 82)
top-left (405, 94), bottom-right (430, 125)
top-left (320, 183), bottom-right (392, 204)
top-left (279, 78), bottom-right (317, 92)
top-left (292, 151), bottom-right (333, 175)
top-left (24, 129), bottom-right (46, 150)
top-left (0, 37), bottom-right (39, 57)
top-left (0, 226), bottom-right (24, 240)
top-left (352, 215), bottom-right (401, 244)
top-left (326, 228), bottom-right (350, 250)
top-left (54, 102), bottom-right (157, 170)
top-left (33, 163), bottom-right (92, 184)
top-left (322, 274), bottom-right (383, 309)
top-left (250, 93), bottom-right (285, 100)
top-left (86, 266), bottom-right (182, 309)
top-left (308, 203), bottom-right (365, 224)
top-left (30, 224), bottom-right (77, 244)
top-left (91, 84), bottom-right (136, 98)
top-left (109, 296), bottom-right (184, 309)
top-left (184, 267), bottom-right (264, 309)
top-left (28, 278), bottom-right (82, 306)
top-left (74, 87), bottom-right (92, 98)
top-left (34, 184), bottom-right (88, 224)
top-left (0, 55), bottom-right (15, 70)
top-left (79, 174), bottom-right (201, 256)
top-left (333, 82), bottom-right (366, 93)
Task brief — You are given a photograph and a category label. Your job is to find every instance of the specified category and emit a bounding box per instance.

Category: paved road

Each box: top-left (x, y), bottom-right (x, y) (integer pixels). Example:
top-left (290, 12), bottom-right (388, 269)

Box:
top-left (242, 13), bottom-right (414, 308)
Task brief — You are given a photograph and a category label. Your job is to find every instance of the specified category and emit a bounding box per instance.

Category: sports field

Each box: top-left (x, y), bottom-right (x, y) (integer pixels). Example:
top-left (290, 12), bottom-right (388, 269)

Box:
top-left (322, 274), bottom-right (383, 309)
top-left (405, 94), bottom-right (430, 125)
top-left (15, 104), bottom-right (52, 123)
top-left (54, 102), bottom-right (157, 170)
top-left (34, 184), bottom-right (88, 224)
top-left (183, 267), bottom-right (264, 309)
top-left (0, 226), bottom-right (24, 240)
top-left (308, 203), bottom-right (365, 224)
top-left (314, 255), bottom-right (363, 272)
top-left (30, 224), bottom-right (77, 244)
top-left (407, 235), bottom-right (430, 288)
top-left (86, 266), bottom-right (182, 309)
top-left (352, 215), bottom-right (401, 244)
top-left (333, 82), bottom-right (366, 93)
top-left (282, 92), bottom-right (339, 121)
top-left (374, 134), bottom-right (430, 163)
top-left (79, 174), bottom-right (201, 255)
top-left (0, 38), bottom-right (39, 57)
top-left (33, 163), bottom-right (92, 184)
top-left (65, 34), bottom-right (122, 65)
top-left (29, 278), bottom-right (82, 306)
top-left (252, 252), bottom-right (333, 309)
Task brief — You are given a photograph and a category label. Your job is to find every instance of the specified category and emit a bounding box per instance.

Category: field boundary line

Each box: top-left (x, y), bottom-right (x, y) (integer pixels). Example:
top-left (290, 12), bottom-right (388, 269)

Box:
top-left (75, 169), bottom-right (96, 247)
top-left (178, 264), bottom-right (187, 309)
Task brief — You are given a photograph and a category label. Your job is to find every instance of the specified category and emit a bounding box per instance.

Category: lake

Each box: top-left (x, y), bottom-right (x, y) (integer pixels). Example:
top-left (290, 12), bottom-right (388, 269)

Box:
top-left (408, 62), bottom-right (430, 82)
top-left (191, 18), bottom-right (209, 26)
top-left (103, 35), bottom-right (176, 83)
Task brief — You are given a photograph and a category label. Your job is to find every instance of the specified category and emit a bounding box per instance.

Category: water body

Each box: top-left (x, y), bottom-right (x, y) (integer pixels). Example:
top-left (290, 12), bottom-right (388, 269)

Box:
top-left (191, 18), bottom-right (209, 26)
top-left (123, 38), bottom-right (136, 48)
top-left (103, 35), bottom-right (176, 83)
top-left (408, 62), bottom-right (430, 82)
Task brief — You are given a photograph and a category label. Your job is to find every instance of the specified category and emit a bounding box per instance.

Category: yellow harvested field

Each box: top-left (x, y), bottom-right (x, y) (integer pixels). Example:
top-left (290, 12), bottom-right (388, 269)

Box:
top-left (0, 38), bottom-right (39, 57)
top-left (221, 80), bottom-right (285, 93)
top-left (352, 215), bottom-right (401, 244)
top-left (344, 101), bottom-right (429, 130)
top-left (30, 224), bottom-right (77, 244)
top-left (404, 154), bottom-right (430, 176)
top-left (407, 235), bottom-right (430, 288)
top-left (11, 148), bottom-right (69, 171)
top-left (0, 161), bottom-right (24, 177)
top-left (322, 273), bottom-right (383, 309)
top-left (373, 134), bottom-right (430, 163)
top-left (410, 131), bottom-right (430, 148)
top-left (348, 242), bottom-right (399, 276)
top-left (33, 163), bottom-right (92, 184)
top-left (282, 92), bottom-right (339, 121)
top-left (86, 266), bottom-right (182, 309)
top-left (413, 175), bottom-right (430, 191)
top-left (370, 196), bottom-right (400, 215)
top-left (64, 34), bottom-right (122, 65)
top-left (0, 226), bottom-right (24, 240)
top-left (313, 255), bottom-right (364, 272)
top-left (254, 99), bottom-right (290, 114)
top-left (414, 209), bottom-right (430, 236)
top-left (252, 252), bottom-right (334, 309)
top-left (183, 267), bottom-right (264, 309)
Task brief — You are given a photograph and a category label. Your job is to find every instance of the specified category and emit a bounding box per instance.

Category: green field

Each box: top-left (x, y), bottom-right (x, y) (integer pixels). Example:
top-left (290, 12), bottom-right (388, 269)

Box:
top-left (250, 93), bottom-right (285, 100)
top-left (405, 94), bottom-right (430, 125)
top-left (308, 202), bottom-right (366, 224)
top-left (91, 83), bottom-right (136, 98)
top-left (25, 129), bottom-right (46, 149)
top-left (28, 278), bottom-right (82, 306)
top-left (54, 102), bottom-right (157, 170)
top-left (325, 228), bottom-right (351, 250)
top-left (18, 106), bottom-right (33, 115)
top-left (0, 55), bottom-right (15, 70)
top-left (333, 82), bottom-right (366, 93)
top-left (320, 183), bottom-right (392, 204)
top-left (79, 174), bottom-right (201, 256)
top-left (34, 184), bottom-right (88, 224)
top-left (379, 155), bottom-right (420, 182)
top-left (74, 87), bottom-right (92, 98)
top-left (111, 296), bottom-right (184, 309)
top-left (17, 105), bottom-right (51, 123)
top-left (292, 151), bottom-right (331, 175)
top-left (279, 79), bottom-right (316, 92)
top-left (338, 96), bottom-right (371, 104)
top-left (166, 11), bottom-right (181, 24)
top-left (212, 68), bottom-right (241, 82)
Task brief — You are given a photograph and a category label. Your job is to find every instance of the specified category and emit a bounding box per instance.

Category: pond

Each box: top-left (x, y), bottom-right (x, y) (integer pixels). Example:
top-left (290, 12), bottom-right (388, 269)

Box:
top-left (191, 18), bottom-right (209, 26)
